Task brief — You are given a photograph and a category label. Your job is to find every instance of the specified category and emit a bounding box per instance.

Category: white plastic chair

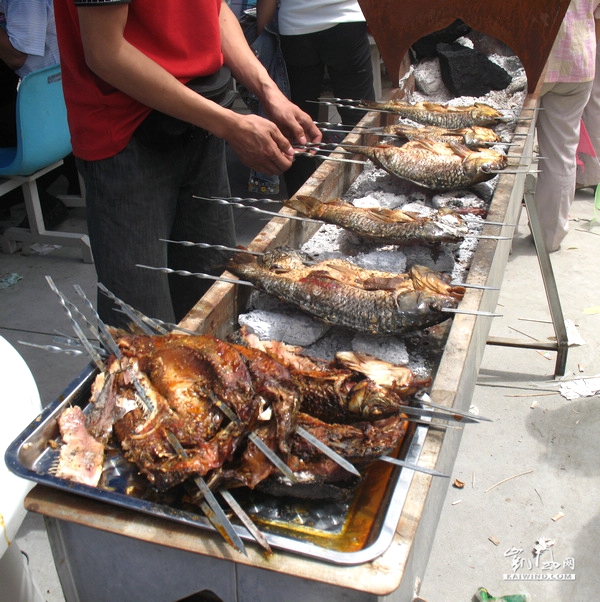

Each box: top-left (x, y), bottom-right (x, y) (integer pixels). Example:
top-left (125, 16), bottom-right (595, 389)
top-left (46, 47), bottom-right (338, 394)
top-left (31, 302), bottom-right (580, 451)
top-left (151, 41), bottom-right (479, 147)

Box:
top-left (0, 336), bottom-right (45, 601)
top-left (0, 64), bottom-right (93, 263)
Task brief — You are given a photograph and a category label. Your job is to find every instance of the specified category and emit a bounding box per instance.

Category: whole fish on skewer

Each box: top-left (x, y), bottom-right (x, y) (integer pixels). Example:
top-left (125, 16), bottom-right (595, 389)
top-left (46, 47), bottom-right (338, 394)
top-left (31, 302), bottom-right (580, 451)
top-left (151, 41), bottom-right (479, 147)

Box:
top-left (380, 123), bottom-right (503, 149)
top-left (359, 99), bottom-right (503, 128)
top-left (341, 140), bottom-right (509, 190)
top-left (226, 247), bottom-right (465, 336)
top-left (283, 194), bottom-right (470, 245)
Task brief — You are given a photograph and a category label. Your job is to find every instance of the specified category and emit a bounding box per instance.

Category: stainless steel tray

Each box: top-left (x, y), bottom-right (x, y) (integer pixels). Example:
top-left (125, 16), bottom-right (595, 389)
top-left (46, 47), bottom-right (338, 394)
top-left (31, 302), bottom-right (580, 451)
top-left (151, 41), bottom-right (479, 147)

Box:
top-left (5, 363), bottom-right (427, 565)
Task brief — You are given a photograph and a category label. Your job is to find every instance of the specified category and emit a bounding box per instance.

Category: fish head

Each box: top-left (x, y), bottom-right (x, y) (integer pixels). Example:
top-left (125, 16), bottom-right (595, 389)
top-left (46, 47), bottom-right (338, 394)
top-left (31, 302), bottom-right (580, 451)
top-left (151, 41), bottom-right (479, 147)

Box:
top-left (259, 246), bottom-right (310, 271)
top-left (346, 379), bottom-right (405, 419)
top-left (462, 148), bottom-right (509, 183)
top-left (409, 265), bottom-right (465, 302)
top-left (462, 126), bottom-right (501, 147)
top-left (421, 209), bottom-right (470, 242)
top-left (472, 103), bottom-right (503, 124)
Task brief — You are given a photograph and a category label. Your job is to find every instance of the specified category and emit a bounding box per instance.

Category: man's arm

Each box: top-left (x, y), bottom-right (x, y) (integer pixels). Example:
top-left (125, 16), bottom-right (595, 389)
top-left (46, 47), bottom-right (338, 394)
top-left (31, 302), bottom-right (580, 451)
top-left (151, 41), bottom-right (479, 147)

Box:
top-left (219, 2), bottom-right (321, 150)
top-left (0, 27), bottom-right (27, 71)
top-left (76, 3), bottom-right (310, 175)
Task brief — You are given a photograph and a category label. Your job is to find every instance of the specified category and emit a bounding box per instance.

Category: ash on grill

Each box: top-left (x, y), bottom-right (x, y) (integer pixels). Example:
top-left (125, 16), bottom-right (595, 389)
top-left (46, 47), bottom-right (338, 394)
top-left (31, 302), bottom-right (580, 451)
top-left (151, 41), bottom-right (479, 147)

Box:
top-left (238, 43), bottom-right (525, 379)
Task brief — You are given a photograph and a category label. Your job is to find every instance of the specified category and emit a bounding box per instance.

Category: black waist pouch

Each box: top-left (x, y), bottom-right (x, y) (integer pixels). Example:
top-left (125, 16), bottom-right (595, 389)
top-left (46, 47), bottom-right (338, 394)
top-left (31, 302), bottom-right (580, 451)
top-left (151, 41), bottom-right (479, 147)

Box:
top-left (135, 66), bottom-right (236, 147)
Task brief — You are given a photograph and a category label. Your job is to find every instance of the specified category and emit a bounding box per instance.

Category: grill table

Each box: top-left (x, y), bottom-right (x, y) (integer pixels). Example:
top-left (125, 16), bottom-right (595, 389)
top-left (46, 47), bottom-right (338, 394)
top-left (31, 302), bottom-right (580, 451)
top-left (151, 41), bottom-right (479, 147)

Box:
top-left (22, 4), bottom-right (571, 597)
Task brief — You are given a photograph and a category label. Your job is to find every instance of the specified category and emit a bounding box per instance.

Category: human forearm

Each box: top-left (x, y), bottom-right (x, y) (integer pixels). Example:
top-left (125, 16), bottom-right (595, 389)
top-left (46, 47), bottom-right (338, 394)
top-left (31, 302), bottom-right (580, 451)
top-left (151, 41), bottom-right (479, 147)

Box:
top-left (0, 27), bottom-right (26, 71)
top-left (77, 5), bottom-right (241, 137)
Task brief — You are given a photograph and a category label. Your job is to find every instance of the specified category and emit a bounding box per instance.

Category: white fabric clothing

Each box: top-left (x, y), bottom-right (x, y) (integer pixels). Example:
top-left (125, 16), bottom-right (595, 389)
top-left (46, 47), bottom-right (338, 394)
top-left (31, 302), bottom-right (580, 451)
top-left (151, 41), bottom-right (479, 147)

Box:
top-left (278, 0), bottom-right (366, 36)
top-left (0, 0), bottom-right (59, 78)
top-left (535, 80), bottom-right (594, 251)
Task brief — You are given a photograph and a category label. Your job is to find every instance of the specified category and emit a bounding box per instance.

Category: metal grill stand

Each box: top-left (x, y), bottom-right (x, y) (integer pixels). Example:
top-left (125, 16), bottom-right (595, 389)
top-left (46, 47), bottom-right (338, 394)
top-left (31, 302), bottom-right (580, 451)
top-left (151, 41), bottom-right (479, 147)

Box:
top-left (486, 173), bottom-right (569, 377)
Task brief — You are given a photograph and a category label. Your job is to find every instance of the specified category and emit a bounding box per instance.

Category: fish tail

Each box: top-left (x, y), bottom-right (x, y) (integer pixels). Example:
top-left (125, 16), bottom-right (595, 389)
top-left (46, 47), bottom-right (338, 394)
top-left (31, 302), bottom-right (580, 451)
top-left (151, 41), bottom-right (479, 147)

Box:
top-left (284, 195), bottom-right (321, 218)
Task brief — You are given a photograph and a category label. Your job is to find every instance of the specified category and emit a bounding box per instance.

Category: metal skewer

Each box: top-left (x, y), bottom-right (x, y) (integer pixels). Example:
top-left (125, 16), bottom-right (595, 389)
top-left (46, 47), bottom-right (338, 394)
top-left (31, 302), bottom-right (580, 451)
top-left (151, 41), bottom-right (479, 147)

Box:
top-left (206, 388), bottom-right (359, 478)
top-left (18, 341), bottom-right (87, 357)
top-left (166, 431), bottom-right (247, 555)
top-left (398, 404), bottom-right (482, 424)
top-left (203, 390), bottom-right (297, 483)
top-left (415, 391), bottom-right (493, 423)
top-left (97, 283), bottom-right (163, 335)
top-left (377, 455), bottom-right (449, 478)
top-left (294, 151), bottom-right (368, 165)
top-left (160, 239), bottom-right (264, 256)
top-left (219, 488), bottom-right (272, 554)
top-left (46, 276), bottom-right (105, 372)
top-left (193, 195), bottom-right (322, 223)
top-left (441, 307), bottom-right (502, 317)
top-left (136, 265), bottom-right (503, 320)
top-left (295, 426), bottom-right (361, 476)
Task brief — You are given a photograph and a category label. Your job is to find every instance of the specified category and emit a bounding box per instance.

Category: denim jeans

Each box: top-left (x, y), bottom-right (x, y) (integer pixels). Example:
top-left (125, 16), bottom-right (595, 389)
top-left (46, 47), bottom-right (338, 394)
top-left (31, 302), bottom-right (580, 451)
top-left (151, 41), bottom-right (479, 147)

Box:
top-left (77, 129), bottom-right (235, 327)
top-left (239, 12), bottom-right (290, 194)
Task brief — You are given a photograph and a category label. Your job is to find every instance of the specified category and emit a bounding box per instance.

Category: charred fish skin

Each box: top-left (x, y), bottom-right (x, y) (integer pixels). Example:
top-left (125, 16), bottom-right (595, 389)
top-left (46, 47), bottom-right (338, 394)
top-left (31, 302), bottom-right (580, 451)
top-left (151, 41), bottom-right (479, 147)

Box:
top-left (285, 195), bottom-right (469, 244)
top-left (227, 254), bottom-right (460, 335)
top-left (361, 99), bottom-right (503, 129)
top-left (383, 124), bottom-right (501, 149)
top-left (344, 141), bottom-right (508, 191)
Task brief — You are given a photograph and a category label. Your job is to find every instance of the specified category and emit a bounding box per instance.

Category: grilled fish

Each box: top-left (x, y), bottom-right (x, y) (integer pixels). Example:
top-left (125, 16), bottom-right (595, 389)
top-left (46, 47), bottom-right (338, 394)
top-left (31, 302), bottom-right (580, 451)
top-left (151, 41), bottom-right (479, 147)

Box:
top-left (342, 140), bottom-right (508, 190)
top-left (227, 249), bottom-right (465, 335)
top-left (381, 123), bottom-right (502, 148)
top-left (283, 195), bottom-right (470, 245)
top-left (360, 99), bottom-right (503, 128)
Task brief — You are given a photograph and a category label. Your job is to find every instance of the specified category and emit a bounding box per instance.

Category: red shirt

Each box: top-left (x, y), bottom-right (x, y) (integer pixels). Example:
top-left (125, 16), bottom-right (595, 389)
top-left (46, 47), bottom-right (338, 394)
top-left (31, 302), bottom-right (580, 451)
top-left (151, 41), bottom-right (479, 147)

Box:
top-left (54, 0), bottom-right (224, 160)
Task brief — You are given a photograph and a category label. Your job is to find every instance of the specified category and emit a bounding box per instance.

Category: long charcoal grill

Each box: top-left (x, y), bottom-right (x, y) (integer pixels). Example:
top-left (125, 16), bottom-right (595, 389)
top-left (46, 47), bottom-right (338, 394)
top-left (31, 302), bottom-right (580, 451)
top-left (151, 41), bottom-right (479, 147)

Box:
top-left (16, 3), bottom-right (572, 600)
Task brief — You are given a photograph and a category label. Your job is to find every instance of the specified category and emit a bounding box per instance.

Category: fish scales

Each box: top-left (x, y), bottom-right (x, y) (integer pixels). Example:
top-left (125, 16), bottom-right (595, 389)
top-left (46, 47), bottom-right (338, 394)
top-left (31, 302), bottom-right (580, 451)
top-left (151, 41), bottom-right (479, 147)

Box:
top-left (343, 141), bottom-right (508, 190)
top-left (384, 124), bottom-right (501, 148)
top-left (361, 100), bottom-right (502, 129)
top-left (284, 195), bottom-right (469, 245)
top-left (227, 254), bottom-right (460, 335)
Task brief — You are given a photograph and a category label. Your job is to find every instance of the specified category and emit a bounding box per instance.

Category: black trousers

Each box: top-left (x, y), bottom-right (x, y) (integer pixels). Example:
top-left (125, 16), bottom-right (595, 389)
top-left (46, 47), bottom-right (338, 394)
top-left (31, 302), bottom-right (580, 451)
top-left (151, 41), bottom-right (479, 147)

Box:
top-left (280, 21), bottom-right (375, 195)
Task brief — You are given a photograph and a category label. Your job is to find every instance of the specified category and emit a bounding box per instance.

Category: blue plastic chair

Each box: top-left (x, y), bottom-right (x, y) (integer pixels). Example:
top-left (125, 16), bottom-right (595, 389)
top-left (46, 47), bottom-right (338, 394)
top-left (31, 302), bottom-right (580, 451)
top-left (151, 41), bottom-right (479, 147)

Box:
top-left (0, 64), bottom-right (92, 262)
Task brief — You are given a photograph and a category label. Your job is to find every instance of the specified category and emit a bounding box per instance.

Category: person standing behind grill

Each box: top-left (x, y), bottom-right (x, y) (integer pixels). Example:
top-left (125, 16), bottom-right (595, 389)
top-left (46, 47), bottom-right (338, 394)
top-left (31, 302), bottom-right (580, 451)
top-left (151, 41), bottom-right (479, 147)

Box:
top-left (53, 0), bottom-right (321, 328)
top-left (258, 0), bottom-right (376, 196)
top-left (576, 35), bottom-right (600, 191)
top-left (534, 0), bottom-right (600, 252)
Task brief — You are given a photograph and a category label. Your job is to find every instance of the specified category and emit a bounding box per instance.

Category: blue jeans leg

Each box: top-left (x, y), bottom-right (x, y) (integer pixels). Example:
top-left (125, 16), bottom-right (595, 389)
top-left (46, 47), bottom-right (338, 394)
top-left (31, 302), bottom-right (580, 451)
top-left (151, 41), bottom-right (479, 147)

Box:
top-left (78, 130), bottom-right (234, 327)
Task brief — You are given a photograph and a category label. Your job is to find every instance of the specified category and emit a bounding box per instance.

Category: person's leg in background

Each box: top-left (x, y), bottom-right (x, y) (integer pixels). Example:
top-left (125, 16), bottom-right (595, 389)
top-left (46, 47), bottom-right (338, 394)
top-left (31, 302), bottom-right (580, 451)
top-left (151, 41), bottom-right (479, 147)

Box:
top-left (279, 31), bottom-right (324, 196)
top-left (534, 80), bottom-right (593, 251)
top-left (577, 43), bottom-right (600, 189)
top-left (317, 21), bottom-right (375, 127)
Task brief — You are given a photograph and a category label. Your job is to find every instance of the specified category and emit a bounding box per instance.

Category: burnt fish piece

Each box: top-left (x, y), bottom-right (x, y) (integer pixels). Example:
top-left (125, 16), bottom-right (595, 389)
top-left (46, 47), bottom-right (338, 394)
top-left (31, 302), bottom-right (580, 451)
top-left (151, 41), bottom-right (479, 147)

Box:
top-left (359, 99), bottom-right (503, 128)
top-left (342, 140), bottom-right (508, 190)
top-left (283, 195), bottom-right (470, 245)
top-left (227, 252), bottom-right (465, 336)
top-left (382, 123), bottom-right (502, 149)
